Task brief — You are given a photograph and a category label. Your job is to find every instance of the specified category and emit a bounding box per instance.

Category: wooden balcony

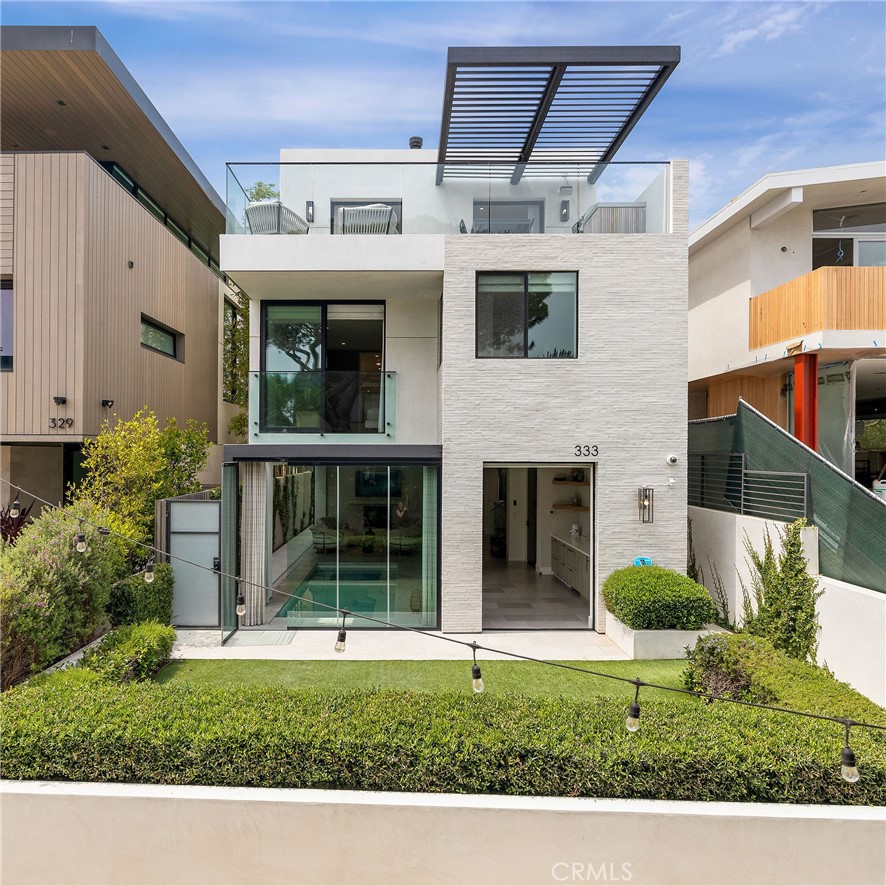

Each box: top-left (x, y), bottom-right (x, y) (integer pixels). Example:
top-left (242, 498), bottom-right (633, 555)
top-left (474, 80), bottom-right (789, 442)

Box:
top-left (749, 266), bottom-right (886, 350)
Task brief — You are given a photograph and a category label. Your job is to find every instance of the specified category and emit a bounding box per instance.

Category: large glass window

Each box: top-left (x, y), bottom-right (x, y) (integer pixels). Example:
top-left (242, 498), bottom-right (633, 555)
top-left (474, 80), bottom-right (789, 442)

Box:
top-left (262, 302), bottom-right (384, 432)
top-left (812, 203), bottom-right (885, 269)
top-left (476, 272), bottom-right (577, 358)
top-left (472, 200), bottom-right (544, 234)
top-left (140, 316), bottom-right (178, 358)
top-left (272, 463), bottom-right (439, 629)
top-left (0, 281), bottom-right (12, 371)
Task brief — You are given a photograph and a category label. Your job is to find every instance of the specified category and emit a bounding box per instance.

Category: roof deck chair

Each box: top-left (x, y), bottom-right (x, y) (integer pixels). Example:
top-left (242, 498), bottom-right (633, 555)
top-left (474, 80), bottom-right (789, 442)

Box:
top-left (245, 200), bottom-right (310, 235)
top-left (338, 203), bottom-right (398, 234)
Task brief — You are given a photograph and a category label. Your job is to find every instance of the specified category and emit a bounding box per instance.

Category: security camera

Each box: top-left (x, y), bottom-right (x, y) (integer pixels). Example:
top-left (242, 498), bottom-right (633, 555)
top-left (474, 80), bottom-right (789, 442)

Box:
top-left (666, 454), bottom-right (678, 466)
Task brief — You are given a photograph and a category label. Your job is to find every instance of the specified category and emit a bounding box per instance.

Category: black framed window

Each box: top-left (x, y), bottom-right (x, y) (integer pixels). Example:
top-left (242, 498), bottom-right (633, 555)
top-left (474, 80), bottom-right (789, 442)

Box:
top-left (141, 316), bottom-right (179, 359)
top-left (0, 280), bottom-right (12, 371)
top-left (476, 272), bottom-right (577, 358)
top-left (472, 200), bottom-right (544, 234)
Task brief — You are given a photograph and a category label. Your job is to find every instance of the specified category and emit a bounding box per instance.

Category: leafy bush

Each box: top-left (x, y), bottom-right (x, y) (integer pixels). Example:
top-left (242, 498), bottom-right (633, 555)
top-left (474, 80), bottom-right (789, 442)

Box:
top-left (109, 564), bottom-right (174, 626)
top-left (684, 633), bottom-right (886, 727)
top-left (741, 519), bottom-right (822, 661)
top-left (74, 408), bottom-right (209, 541)
top-left (2, 677), bottom-right (883, 804)
top-left (0, 499), bottom-right (137, 690)
top-left (603, 566), bottom-right (717, 630)
top-left (78, 622), bottom-right (176, 683)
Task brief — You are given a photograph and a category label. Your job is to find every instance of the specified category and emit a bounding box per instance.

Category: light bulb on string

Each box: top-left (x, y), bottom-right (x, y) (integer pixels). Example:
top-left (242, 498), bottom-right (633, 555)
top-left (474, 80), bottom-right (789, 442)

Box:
top-left (335, 610), bottom-right (348, 653)
top-left (235, 579), bottom-right (246, 618)
top-left (75, 529), bottom-right (87, 554)
top-left (470, 642), bottom-right (484, 693)
top-left (9, 496), bottom-right (20, 519)
top-left (841, 722), bottom-right (860, 783)
top-left (626, 682), bottom-right (642, 732)
top-left (144, 558), bottom-right (155, 584)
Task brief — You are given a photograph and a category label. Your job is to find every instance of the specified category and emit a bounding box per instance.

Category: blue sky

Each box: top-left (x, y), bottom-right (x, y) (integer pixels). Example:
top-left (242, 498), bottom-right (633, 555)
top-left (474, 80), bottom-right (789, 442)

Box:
top-left (5, 1), bottom-right (885, 227)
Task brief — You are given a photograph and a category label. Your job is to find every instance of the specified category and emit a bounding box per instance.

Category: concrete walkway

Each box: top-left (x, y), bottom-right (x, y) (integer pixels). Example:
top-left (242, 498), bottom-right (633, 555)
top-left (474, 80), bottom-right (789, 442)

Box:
top-left (172, 629), bottom-right (626, 661)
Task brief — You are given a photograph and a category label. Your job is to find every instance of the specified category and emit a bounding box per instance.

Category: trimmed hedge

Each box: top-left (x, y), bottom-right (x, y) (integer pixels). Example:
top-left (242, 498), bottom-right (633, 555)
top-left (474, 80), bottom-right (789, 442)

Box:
top-left (685, 633), bottom-right (886, 725)
top-left (603, 566), bottom-right (717, 630)
top-left (109, 564), bottom-right (174, 626)
top-left (2, 674), bottom-right (884, 804)
top-left (78, 622), bottom-right (176, 683)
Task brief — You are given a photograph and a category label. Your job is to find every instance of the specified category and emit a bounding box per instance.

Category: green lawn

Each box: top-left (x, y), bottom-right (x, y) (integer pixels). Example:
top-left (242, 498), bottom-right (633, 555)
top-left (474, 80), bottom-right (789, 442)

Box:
top-left (156, 658), bottom-right (691, 701)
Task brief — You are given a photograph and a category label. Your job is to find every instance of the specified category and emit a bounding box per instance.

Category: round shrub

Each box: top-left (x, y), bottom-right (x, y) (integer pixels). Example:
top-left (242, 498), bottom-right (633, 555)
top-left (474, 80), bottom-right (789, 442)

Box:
top-left (603, 565), bottom-right (717, 630)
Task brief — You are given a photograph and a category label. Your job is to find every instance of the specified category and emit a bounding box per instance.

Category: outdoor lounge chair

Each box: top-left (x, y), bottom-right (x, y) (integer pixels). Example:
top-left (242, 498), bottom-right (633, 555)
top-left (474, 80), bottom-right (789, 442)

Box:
top-left (245, 200), bottom-right (310, 235)
top-left (337, 203), bottom-right (399, 234)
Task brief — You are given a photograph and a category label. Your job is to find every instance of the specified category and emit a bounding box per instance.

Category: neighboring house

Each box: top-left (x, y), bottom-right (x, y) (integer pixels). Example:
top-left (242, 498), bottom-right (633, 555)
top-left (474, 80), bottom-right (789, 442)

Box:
top-left (219, 45), bottom-right (689, 636)
top-left (0, 26), bottom-right (242, 511)
top-left (688, 162), bottom-right (886, 485)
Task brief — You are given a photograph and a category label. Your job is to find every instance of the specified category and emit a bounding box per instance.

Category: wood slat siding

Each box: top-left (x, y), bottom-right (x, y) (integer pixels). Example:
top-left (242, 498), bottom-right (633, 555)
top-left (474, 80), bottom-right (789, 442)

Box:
top-left (707, 374), bottom-right (788, 429)
top-left (1, 152), bottom-right (85, 441)
top-left (0, 152), bottom-right (219, 443)
top-left (0, 154), bottom-right (14, 274)
top-left (81, 157), bottom-right (218, 439)
top-left (749, 266), bottom-right (886, 349)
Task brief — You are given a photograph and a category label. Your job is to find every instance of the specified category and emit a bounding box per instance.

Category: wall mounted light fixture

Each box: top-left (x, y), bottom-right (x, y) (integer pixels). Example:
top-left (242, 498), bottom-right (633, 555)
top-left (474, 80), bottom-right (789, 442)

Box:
top-left (128, 261), bottom-right (134, 269)
top-left (305, 201), bottom-right (314, 223)
top-left (638, 486), bottom-right (654, 523)
top-left (101, 399), bottom-right (115, 409)
top-left (560, 200), bottom-right (570, 222)
top-left (53, 396), bottom-right (67, 406)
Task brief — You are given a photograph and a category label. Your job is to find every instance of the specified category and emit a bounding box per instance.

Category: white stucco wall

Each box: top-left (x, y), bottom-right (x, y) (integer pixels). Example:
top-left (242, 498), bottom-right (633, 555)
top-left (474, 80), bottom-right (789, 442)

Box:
top-left (3, 782), bottom-right (884, 886)
top-left (441, 162), bottom-right (689, 632)
top-left (688, 505), bottom-right (885, 706)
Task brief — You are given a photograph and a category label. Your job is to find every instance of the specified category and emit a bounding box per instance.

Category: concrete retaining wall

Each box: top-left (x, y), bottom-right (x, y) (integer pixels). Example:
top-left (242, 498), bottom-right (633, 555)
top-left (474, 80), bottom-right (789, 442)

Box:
top-left (2, 782), bottom-right (883, 886)
top-left (688, 505), bottom-right (885, 706)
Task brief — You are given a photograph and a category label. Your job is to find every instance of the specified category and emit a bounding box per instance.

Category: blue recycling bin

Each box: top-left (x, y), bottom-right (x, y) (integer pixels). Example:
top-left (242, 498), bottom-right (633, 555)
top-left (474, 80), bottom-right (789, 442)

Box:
top-left (633, 556), bottom-right (653, 567)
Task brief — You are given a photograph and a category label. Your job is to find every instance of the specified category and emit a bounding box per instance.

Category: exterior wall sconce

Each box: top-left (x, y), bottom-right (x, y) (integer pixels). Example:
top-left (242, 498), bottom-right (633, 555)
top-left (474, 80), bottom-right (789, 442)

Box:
top-left (638, 486), bottom-right (654, 523)
top-left (127, 261), bottom-right (134, 269)
top-left (560, 200), bottom-right (570, 222)
top-left (305, 201), bottom-right (314, 223)
top-left (101, 399), bottom-right (115, 409)
top-left (53, 396), bottom-right (67, 406)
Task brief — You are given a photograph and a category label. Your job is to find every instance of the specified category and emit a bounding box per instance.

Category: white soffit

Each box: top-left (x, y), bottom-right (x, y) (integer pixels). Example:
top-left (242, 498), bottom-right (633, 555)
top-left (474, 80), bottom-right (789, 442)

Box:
top-left (750, 187), bottom-right (804, 229)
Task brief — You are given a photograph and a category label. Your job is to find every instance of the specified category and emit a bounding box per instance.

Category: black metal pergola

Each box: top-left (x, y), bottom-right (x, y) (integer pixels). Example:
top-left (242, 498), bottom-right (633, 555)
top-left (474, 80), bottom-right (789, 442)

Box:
top-left (436, 45), bottom-right (680, 184)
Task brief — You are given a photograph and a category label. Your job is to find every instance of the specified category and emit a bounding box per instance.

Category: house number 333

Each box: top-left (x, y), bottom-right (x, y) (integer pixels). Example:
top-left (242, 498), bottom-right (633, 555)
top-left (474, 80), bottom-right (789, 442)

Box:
top-left (574, 444), bottom-right (599, 457)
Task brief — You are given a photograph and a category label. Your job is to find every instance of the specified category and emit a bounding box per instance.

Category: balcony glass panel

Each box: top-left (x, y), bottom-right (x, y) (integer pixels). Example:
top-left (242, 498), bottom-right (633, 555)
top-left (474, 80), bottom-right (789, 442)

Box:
top-left (260, 370), bottom-right (389, 434)
top-left (225, 161), bottom-right (671, 236)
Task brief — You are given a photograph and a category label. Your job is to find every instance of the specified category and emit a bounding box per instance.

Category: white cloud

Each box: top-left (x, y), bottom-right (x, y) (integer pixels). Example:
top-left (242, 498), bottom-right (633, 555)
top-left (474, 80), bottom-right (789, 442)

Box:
top-left (713, 3), bottom-right (810, 57)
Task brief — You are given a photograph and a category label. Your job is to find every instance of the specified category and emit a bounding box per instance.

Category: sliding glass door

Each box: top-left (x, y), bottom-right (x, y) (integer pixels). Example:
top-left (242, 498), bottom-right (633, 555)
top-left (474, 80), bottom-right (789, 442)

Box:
top-left (275, 462), bottom-right (439, 628)
top-left (262, 302), bottom-right (384, 433)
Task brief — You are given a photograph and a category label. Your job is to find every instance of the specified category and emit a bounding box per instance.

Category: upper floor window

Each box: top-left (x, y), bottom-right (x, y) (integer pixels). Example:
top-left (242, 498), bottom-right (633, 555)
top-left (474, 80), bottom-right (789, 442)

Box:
top-left (0, 280), bottom-right (12, 371)
top-left (476, 272), bottom-right (577, 358)
top-left (141, 316), bottom-right (180, 360)
top-left (812, 203), bottom-right (886, 269)
top-left (472, 200), bottom-right (544, 234)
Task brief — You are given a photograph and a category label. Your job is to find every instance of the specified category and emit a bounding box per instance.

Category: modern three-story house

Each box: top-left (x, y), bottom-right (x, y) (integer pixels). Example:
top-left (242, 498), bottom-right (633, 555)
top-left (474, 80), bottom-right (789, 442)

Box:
top-left (219, 46), bottom-right (689, 637)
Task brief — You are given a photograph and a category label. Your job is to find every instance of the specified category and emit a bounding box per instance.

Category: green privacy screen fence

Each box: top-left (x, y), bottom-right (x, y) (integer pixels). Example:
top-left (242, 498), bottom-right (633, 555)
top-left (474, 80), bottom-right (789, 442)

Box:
top-left (689, 400), bottom-right (886, 595)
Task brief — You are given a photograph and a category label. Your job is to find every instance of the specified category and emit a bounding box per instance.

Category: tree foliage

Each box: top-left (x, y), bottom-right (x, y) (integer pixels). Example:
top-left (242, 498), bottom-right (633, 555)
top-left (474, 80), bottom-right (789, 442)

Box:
top-left (740, 519), bottom-right (823, 662)
top-left (74, 409), bottom-right (209, 541)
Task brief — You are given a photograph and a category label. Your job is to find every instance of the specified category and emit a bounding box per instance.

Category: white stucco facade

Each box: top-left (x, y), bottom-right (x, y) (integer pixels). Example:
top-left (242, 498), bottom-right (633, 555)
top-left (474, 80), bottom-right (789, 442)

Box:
top-left (220, 151), bottom-right (690, 634)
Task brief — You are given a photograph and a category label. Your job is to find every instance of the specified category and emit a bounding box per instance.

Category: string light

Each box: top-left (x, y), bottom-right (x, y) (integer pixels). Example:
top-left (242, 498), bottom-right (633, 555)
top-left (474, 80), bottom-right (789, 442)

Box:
top-left (335, 610), bottom-right (348, 654)
top-left (9, 494), bottom-right (21, 519)
top-left (626, 681), bottom-right (642, 732)
top-left (841, 721), bottom-right (860, 783)
top-left (235, 579), bottom-right (246, 618)
top-left (75, 527), bottom-right (87, 554)
top-left (144, 558), bottom-right (155, 584)
top-left (3, 477), bottom-right (884, 785)
top-left (470, 641), bottom-right (484, 693)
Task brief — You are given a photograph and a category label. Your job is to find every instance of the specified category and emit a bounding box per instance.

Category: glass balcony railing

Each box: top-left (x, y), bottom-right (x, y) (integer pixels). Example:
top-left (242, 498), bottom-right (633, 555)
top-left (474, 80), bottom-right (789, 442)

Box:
top-left (226, 161), bottom-right (671, 237)
top-left (258, 370), bottom-right (394, 435)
